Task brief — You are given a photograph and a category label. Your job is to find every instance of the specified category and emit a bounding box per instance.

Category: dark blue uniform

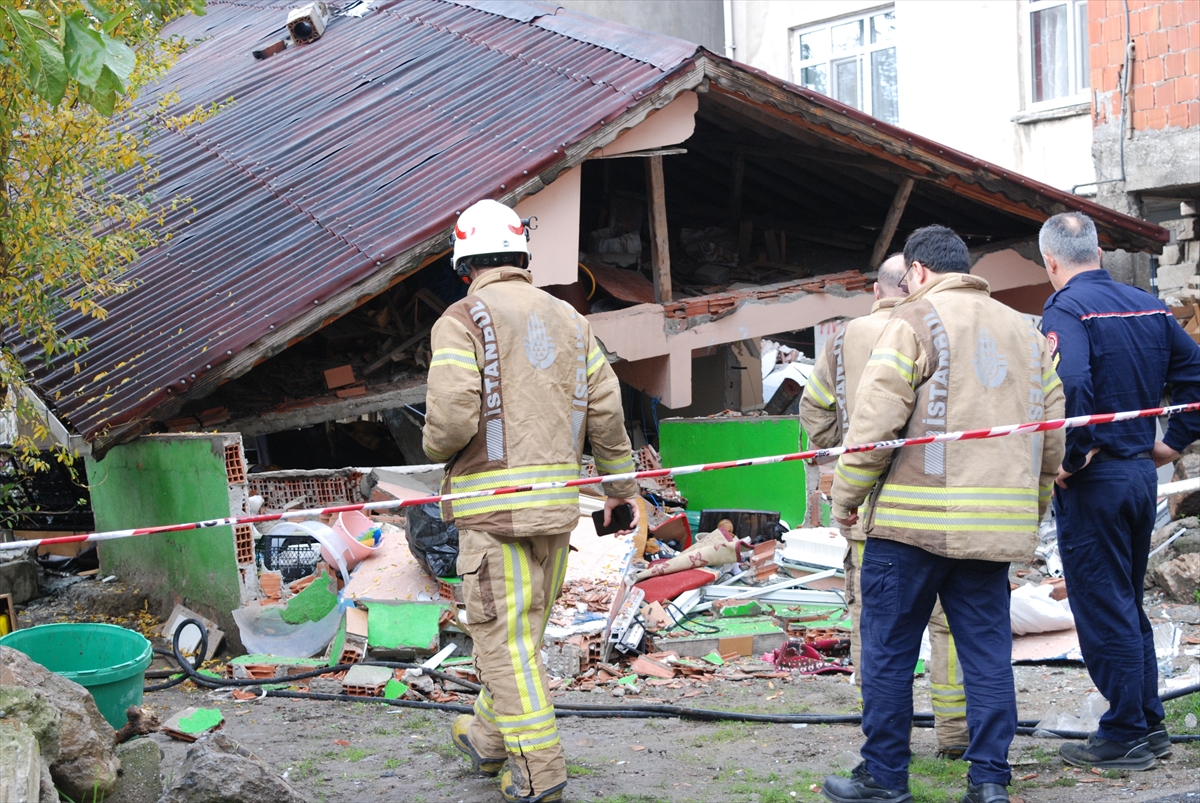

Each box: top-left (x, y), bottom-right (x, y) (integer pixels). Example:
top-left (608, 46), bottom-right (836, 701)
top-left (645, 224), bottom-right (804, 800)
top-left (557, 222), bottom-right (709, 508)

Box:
top-left (1042, 269), bottom-right (1200, 743)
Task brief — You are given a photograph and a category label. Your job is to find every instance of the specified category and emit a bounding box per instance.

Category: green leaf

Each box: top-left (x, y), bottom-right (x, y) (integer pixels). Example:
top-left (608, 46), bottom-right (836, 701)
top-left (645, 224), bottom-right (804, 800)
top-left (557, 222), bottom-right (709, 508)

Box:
top-left (77, 81), bottom-right (117, 116)
top-left (4, 8), bottom-right (68, 106)
top-left (95, 62), bottom-right (126, 100)
top-left (100, 10), bottom-right (131, 35)
top-left (15, 9), bottom-right (55, 36)
top-left (63, 12), bottom-right (106, 88)
top-left (100, 32), bottom-right (135, 84)
top-left (80, 0), bottom-right (113, 24)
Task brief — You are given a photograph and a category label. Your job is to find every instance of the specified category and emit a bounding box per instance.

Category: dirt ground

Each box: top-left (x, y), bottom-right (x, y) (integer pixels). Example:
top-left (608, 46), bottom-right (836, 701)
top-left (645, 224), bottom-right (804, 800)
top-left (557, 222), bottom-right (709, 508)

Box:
top-left (17, 578), bottom-right (1200, 803)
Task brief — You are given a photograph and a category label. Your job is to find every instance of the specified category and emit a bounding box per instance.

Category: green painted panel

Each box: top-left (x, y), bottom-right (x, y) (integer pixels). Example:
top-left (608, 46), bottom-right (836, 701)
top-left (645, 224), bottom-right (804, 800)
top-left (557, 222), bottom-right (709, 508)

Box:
top-left (88, 436), bottom-right (241, 642)
top-left (658, 417), bottom-right (808, 528)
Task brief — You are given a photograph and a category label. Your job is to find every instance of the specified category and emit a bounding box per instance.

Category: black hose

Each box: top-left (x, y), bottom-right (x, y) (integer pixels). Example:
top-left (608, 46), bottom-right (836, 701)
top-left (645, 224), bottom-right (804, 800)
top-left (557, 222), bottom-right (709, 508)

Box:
top-left (143, 619), bottom-right (208, 692)
top-left (150, 618), bottom-right (1200, 741)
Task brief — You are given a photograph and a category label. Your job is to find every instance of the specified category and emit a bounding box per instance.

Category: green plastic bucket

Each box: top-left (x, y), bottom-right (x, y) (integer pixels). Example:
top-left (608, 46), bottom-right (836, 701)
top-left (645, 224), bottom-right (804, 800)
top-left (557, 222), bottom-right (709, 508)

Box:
top-left (0, 623), bottom-right (152, 729)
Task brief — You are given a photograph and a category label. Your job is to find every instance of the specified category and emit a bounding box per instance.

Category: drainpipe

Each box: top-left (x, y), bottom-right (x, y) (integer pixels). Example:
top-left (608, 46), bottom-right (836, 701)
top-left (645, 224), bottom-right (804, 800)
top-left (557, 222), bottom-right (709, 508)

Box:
top-left (723, 0), bottom-right (735, 58)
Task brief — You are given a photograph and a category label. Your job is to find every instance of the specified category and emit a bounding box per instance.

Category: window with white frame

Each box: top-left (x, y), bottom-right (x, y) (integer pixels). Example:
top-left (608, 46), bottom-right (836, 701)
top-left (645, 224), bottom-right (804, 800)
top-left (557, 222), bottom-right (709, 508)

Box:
top-left (791, 7), bottom-right (898, 125)
top-left (1027, 0), bottom-right (1089, 106)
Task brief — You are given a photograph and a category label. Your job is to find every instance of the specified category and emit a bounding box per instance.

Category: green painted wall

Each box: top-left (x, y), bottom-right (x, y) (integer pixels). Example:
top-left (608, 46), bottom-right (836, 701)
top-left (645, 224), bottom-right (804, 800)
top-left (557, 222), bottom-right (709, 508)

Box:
top-left (88, 435), bottom-right (241, 645)
top-left (658, 417), bottom-right (808, 529)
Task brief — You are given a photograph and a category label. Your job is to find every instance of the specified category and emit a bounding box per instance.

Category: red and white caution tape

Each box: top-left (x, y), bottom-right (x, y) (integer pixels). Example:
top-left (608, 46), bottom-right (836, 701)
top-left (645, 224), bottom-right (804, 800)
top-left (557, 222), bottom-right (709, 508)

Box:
top-left (3, 400), bottom-right (1198, 553)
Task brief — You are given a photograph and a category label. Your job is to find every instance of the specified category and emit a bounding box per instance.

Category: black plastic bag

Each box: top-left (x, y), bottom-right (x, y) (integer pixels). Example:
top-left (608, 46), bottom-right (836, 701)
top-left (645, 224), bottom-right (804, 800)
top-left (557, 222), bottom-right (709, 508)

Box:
top-left (406, 503), bottom-right (460, 579)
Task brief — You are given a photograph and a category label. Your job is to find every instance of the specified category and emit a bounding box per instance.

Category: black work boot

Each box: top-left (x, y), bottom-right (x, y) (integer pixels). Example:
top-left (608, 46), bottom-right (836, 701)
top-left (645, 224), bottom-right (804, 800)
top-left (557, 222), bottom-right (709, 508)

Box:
top-left (821, 763), bottom-right (913, 802)
top-left (1058, 734), bottom-right (1156, 770)
top-left (960, 781), bottom-right (1009, 803)
top-left (1145, 723), bottom-right (1172, 758)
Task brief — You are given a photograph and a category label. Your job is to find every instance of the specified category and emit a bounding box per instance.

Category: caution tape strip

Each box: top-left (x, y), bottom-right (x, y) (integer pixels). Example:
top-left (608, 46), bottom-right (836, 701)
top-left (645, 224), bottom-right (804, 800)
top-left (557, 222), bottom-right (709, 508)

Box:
top-left (2, 400), bottom-right (1197, 552)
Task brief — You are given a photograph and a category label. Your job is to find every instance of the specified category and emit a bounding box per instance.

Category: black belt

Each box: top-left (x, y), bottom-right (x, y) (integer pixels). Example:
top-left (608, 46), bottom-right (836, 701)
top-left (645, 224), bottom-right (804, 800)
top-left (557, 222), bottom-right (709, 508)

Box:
top-left (1089, 450), bottom-right (1151, 465)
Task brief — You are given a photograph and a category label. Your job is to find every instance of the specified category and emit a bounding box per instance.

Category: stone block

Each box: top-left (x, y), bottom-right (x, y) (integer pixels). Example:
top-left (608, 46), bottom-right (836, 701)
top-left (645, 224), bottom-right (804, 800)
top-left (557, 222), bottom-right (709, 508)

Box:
top-left (0, 647), bottom-right (118, 802)
top-left (158, 734), bottom-right (306, 803)
top-left (0, 720), bottom-right (41, 803)
top-left (1152, 553), bottom-right (1200, 603)
top-left (1156, 261), bottom-right (1198, 292)
top-left (1162, 244), bottom-right (1183, 265)
top-left (0, 686), bottom-right (61, 762)
top-left (1174, 532), bottom-right (1200, 555)
top-left (106, 738), bottom-right (163, 803)
top-left (0, 552), bottom-right (39, 605)
top-left (1186, 241), bottom-right (1200, 263)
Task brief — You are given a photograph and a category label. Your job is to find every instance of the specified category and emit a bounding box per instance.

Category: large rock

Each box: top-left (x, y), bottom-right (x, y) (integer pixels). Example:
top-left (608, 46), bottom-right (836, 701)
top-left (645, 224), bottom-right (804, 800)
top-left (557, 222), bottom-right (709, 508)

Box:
top-left (107, 738), bottom-right (163, 803)
top-left (0, 549), bottom-right (39, 604)
top-left (1152, 553), bottom-right (1200, 603)
top-left (1174, 532), bottom-right (1200, 555)
top-left (0, 647), bottom-right (119, 802)
top-left (0, 685), bottom-right (62, 762)
top-left (0, 720), bottom-right (42, 803)
top-left (158, 734), bottom-right (307, 803)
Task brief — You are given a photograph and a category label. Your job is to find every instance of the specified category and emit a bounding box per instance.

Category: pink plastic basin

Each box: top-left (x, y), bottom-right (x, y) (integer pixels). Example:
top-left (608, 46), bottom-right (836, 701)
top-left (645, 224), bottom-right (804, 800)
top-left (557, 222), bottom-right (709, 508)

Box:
top-left (329, 510), bottom-right (379, 566)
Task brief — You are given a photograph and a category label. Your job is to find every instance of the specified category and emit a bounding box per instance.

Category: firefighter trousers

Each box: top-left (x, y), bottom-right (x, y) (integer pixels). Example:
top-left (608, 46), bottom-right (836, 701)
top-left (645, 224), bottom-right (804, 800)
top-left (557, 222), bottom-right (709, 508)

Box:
top-left (846, 539), bottom-right (968, 749)
top-left (456, 528), bottom-right (572, 797)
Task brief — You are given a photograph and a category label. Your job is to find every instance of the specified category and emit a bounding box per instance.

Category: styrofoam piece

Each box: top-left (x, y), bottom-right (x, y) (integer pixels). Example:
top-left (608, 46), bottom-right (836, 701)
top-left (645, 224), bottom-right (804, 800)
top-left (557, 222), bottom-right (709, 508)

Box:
top-left (781, 527), bottom-right (846, 570)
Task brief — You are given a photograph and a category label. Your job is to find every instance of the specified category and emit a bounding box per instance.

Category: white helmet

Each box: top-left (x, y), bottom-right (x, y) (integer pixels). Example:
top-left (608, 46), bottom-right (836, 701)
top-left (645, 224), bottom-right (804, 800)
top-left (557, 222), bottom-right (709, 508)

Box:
top-left (451, 199), bottom-right (531, 277)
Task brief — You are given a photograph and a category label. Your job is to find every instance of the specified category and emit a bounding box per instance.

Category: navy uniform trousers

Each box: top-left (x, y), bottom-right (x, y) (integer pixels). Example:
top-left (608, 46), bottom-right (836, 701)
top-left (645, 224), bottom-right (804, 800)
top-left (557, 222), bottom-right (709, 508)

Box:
top-left (860, 537), bottom-right (1015, 791)
top-left (1054, 457), bottom-right (1164, 742)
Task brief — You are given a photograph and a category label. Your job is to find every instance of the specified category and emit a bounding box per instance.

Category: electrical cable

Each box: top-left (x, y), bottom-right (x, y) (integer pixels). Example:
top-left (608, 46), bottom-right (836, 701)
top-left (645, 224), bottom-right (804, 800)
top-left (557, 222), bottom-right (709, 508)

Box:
top-left (577, 263), bottom-right (597, 300)
top-left (149, 620), bottom-right (1200, 742)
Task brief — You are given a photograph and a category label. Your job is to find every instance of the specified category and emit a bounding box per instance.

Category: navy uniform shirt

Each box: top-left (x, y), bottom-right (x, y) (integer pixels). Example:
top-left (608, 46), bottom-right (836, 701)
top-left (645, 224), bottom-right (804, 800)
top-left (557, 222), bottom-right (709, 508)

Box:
top-left (1041, 269), bottom-right (1200, 473)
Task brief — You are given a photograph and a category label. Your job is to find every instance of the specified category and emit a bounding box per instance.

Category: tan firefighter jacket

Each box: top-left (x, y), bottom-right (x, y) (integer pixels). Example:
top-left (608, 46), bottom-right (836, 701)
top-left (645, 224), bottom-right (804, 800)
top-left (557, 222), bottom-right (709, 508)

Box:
top-left (800, 296), bottom-right (900, 541)
top-left (422, 267), bottom-right (638, 536)
top-left (830, 272), bottom-right (1065, 562)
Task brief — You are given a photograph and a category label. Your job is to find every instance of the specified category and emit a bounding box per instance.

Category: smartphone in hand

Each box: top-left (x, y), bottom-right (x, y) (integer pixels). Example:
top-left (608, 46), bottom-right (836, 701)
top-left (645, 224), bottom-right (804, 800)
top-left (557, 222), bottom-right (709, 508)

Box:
top-left (592, 503), bottom-right (634, 536)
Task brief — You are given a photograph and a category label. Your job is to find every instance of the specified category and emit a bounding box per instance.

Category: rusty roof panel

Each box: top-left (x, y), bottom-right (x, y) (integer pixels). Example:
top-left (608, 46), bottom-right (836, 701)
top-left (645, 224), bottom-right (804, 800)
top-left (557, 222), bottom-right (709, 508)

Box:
top-left (19, 0), bottom-right (694, 444)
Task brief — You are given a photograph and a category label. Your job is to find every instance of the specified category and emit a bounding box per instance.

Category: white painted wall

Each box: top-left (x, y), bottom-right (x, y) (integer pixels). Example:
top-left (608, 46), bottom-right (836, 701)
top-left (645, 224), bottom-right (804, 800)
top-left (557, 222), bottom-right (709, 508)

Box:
top-left (728, 0), bottom-right (1095, 192)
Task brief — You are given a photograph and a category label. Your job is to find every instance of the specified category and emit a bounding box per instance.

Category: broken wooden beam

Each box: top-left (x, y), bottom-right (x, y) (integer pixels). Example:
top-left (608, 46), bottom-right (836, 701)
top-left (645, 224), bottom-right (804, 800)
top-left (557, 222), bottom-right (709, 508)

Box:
top-left (645, 153), bottom-right (672, 304)
top-left (870, 176), bottom-right (915, 269)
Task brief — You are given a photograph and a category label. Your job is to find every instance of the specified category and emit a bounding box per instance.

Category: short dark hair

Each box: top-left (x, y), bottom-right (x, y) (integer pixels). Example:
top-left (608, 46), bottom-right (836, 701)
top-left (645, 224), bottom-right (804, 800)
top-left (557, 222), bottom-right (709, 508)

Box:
top-left (903, 225), bottom-right (970, 274)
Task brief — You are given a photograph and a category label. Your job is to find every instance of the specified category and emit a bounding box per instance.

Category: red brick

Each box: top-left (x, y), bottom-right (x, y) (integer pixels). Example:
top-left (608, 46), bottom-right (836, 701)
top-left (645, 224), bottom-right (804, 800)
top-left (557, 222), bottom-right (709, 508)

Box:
top-left (1102, 14), bottom-right (1120, 41)
top-left (1165, 51), bottom-right (1188, 77)
top-left (1175, 74), bottom-right (1200, 102)
top-left (1146, 106), bottom-right (1169, 128)
top-left (1189, 22), bottom-right (1200, 48)
top-left (1148, 30), bottom-right (1170, 57)
top-left (1168, 103), bottom-right (1190, 127)
top-left (1162, 1), bottom-right (1182, 28)
top-left (1107, 0), bottom-right (1125, 18)
top-left (1168, 25), bottom-right (1189, 51)
top-left (1145, 55), bottom-right (1166, 83)
top-left (1185, 0), bottom-right (1200, 23)
top-left (1158, 80), bottom-right (1177, 106)
top-left (1189, 101), bottom-right (1200, 127)
top-left (1187, 48), bottom-right (1200, 77)
top-left (1133, 109), bottom-right (1150, 129)
top-left (1143, 4), bottom-right (1161, 32)
top-left (1135, 82), bottom-right (1155, 110)
top-left (1111, 38), bottom-right (1130, 65)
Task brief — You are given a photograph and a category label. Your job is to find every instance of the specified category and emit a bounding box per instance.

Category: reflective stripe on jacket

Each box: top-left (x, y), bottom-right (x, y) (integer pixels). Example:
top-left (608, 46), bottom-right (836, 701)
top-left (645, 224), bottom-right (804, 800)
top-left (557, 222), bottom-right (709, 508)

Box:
top-left (422, 268), bottom-right (638, 536)
top-left (800, 297), bottom-right (900, 541)
top-left (830, 273), bottom-right (1065, 561)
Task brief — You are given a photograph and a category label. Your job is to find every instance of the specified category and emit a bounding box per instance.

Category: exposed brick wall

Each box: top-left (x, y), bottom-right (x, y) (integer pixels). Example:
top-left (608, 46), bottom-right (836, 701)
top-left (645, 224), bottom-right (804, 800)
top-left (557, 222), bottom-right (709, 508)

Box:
top-left (1091, 0), bottom-right (1200, 131)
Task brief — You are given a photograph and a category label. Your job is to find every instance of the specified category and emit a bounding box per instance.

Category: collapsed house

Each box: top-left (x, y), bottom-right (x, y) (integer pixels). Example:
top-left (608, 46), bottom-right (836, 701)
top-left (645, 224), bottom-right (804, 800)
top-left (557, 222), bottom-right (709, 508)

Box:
top-left (6, 0), bottom-right (1169, 641)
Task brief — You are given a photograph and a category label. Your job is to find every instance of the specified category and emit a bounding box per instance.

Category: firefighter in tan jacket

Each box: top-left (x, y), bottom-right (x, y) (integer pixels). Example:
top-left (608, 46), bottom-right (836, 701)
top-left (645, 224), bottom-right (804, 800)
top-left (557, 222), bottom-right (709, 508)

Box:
top-left (423, 200), bottom-right (639, 803)
top-left (820, 226), bottom-right (1064, 803)
top-left (800, 254), bottom-right (969, 759)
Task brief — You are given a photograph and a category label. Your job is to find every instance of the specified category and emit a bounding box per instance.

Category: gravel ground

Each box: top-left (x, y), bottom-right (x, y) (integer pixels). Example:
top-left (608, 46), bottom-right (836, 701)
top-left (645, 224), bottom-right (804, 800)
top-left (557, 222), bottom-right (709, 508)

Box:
top-left (15, 574), bottom-right (1200, 803)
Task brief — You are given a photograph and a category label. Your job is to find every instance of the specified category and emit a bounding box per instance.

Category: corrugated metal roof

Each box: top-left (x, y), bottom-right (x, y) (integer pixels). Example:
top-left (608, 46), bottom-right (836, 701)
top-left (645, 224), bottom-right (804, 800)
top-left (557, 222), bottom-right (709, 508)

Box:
top-left (14, 0), bottom-right (1166, 453)
top-left (20, 0), bottom-right (696, 449)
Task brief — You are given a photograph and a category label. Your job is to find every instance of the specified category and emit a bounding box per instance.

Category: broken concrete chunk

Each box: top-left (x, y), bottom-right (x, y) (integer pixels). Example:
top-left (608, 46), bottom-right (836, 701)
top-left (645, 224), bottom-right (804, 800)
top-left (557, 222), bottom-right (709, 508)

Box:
top-left (308, 677), bottom-right (344, 695)
top-left (342, 664), bottom-right (392, 697)
top-left (158, 733), bottom-right (307, 803)
top-left (0, 686), bottom-right (61, 764)
top-left (0, 647), bottom-right (119, 802)
top-left (0, 550), bottom-right (39, 605)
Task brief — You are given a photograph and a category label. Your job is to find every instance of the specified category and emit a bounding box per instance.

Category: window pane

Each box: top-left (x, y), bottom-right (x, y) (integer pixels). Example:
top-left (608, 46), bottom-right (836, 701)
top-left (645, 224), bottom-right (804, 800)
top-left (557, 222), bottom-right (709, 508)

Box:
top-left (798, 30), bottom-right (827, 62)
top-left (801, 65), bottom-right (828, 94)
top-left (831, 20), bottom-right (863, 54)
top-left (1031, 4), bottom-right (1069, 102)
top-left (871, 11), bottom-right (896, 44)
top-left (1076, 1), bottom-right (1090, 90)
top-left (833, 57), bottom-right (860, 109)
top-left (871, 47), bottom-right (899, 124)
